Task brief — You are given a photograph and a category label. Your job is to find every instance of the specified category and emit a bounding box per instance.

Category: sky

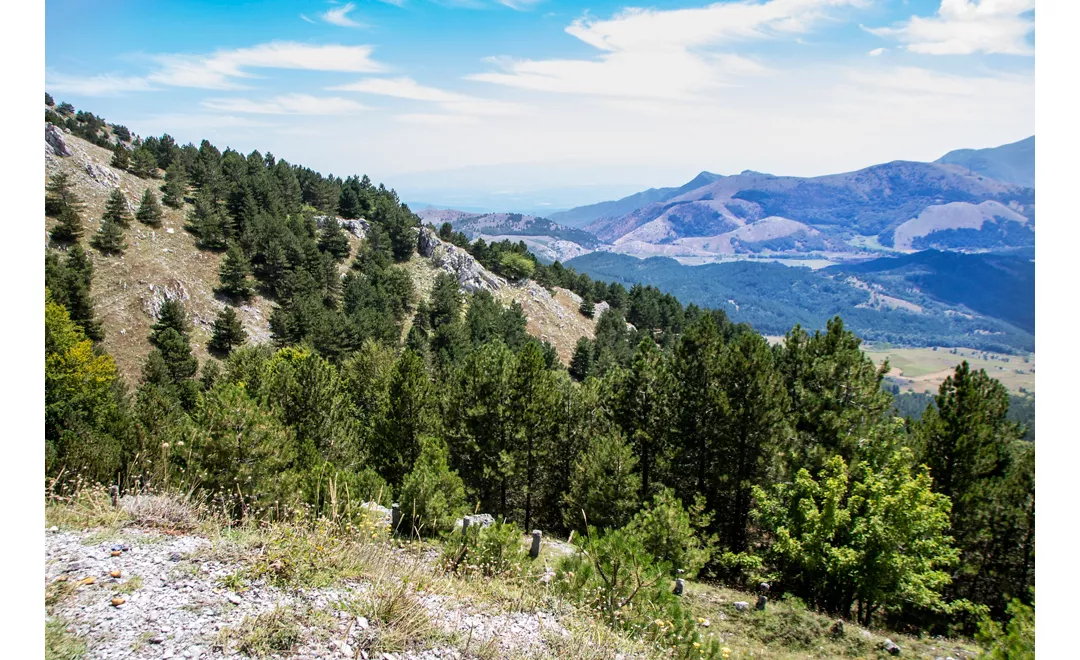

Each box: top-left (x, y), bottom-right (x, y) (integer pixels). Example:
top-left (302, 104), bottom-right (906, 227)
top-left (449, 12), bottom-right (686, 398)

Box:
top-left (45, 0), bottom-right (1035, 213)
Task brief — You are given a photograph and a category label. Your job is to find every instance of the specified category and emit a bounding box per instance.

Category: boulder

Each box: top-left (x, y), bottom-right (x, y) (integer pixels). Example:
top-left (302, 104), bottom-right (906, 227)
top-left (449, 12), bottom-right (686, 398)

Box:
top-left (881, 639), bottom-right (901, 656)
top-left (734, 601), bottom-right (750, 612)
top-left (418, 228), bottom-right (506, 293)
top-left (46, 123), bottom-right (72, 157)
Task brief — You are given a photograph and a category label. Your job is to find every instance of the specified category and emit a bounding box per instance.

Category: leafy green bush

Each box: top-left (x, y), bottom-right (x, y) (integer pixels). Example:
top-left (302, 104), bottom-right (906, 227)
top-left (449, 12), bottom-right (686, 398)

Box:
top-left (624, 488), bottom-right (715, 578)
top-left (554, 526), bottom-right (723, 658)
top-left (398, 436), bottom-right (466, 537)
top-left (497, 251), bottom-right (535, 281)
top-left (976, 596), bottom-right (1034, 660)
top-left (442, 521), bottom-right (527, 578)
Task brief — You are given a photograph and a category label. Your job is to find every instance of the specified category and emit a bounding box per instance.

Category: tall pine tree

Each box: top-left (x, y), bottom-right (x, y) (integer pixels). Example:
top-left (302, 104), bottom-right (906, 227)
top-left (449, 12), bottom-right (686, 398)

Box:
top-left (208, 306), bottom-right (247, 356)
top-left (136, 189), bottom-right (164, 227)
top-left (161, 162), bottom-right (187, 208)
top-left (102, 188), bottom-right (132, 228)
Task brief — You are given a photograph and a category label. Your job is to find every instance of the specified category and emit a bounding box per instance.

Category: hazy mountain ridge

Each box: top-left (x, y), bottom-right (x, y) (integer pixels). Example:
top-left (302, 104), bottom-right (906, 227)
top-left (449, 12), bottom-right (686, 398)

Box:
top-left (935, 136), bottom-right (1035, 188)
top-left (547, 171), bottom-right (723, 228)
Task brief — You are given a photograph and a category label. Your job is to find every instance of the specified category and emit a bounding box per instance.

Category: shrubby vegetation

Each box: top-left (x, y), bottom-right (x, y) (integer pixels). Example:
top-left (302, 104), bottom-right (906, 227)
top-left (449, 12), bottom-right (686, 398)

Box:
top-left (43, 101), bottom-right (1035, 647)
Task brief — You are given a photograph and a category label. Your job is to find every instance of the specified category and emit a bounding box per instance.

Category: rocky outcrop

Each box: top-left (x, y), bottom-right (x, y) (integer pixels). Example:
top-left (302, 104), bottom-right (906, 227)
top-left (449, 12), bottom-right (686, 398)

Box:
top-left (315, 215), bottom-right (369, 239)
top-left (45, 123), bottom-right (72, 157)
top-left (418, 227), bottom-right (505, 293)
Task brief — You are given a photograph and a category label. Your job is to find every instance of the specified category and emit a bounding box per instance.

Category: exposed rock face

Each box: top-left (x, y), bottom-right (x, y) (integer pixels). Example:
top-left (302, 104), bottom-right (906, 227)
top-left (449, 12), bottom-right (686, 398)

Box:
top-left (143, 280), bottom-right (191, 319)
top-left (315, 215), bottom-right (369, 239)
top-left (418, 227), bottom-right (505, 293)
top-left (45, 123), bottom-right (72, 157)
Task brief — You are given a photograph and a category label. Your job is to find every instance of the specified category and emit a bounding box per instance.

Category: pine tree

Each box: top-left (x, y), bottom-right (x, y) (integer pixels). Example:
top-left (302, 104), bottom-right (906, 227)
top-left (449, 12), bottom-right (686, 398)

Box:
top-left (131, 147), bottom-right (159, 179)
top-left (208, 306), bottom-right (247, 356)
top-left (218, 243), bottom-right (254, 300)
top-left (563, 430), bottom-right (641, 532)
top-left (61, 244), bottom-right (102, 341)
top-left (102, 188), bottom-right (132, 228)
top-left (152, 327), bottom-right (199, 384)
top-left (161, 162), bottom-right (187, 208)
top-left (569, 337), bottom-right (594, 381)
top-left (186, 189), bottom-right (228, 249)
top-left (50, 204), bottom-right (83, 243)
top-left (45, 172), bottom-right (83, 217)
top-left (916, 361), bottom-right (1031, 613)
top-left (90, 216), bottom-right (127, 255)
top-left (151, 298), bottom-right (190, 348)
top-left (317, 219), bottom-right (351, 262)
top-left (110, 143), bottom-right (130, 170)
top-left (374, 349), bottom-right (434, 487)
top-left (136, 189), bottom-right (164, 227)
top-left (579, 298), bottom-right (595, 319)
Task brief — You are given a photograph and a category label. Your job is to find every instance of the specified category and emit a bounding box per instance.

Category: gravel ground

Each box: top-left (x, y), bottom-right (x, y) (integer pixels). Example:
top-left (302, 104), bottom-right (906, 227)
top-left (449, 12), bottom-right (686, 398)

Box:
top-left (45, 527), bottom-right (566, 659)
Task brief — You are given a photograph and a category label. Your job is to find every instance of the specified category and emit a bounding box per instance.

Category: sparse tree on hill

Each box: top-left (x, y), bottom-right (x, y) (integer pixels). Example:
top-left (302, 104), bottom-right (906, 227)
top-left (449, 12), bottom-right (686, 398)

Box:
top-left (46, 172), bottom-right (83, 217)
top-left (131, 147), bottom-right (159, 179)
top-left (579, 298), bottom-right (595, 319)
top-left (136, 189), bottom-right (164, 227)
top-left (46, 92), bottom-right (55, 107)
top-left (50, 205), bottom-right (83, 243)
top-left (110, 143), bottom-right (130, 170)
top-left (90, 216), bottom-right (127, 255)
top-left (208, 307), bottom-right (247, 356)
top-left (151, 298), bottom-right (190, 348)
top-left (161, 162), bottom-right (187, 208)
top-left (218, 243), bottom-right (254, 300)
top-left (102, 188), bottom-right (132, 228)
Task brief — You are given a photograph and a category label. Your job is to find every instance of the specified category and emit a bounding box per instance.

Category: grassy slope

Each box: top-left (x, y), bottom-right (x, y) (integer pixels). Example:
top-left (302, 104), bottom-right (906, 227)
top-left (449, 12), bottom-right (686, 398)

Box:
top-left (45, 488), bottom-right (983, 660)
top-left (45, 129), bottom-right (596, 382)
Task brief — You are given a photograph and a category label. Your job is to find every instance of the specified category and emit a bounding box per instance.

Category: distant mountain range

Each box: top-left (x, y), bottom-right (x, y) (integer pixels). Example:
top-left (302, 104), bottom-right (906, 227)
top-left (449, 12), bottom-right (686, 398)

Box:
top-left (581, 156), bottom-right (1034, 260)
top-left (566, 250), bottom-right (1034, 353)
top-left (424, 136), bottom-right (1035, 268)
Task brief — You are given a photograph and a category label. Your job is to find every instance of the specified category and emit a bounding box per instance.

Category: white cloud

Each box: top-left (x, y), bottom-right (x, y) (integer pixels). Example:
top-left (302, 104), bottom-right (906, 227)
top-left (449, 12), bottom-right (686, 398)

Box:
top-left (867, 0), bottom-right (1034, 55)
top-left (150, 42), bottom-right (386, 89)
top-left (321, 3), bottom-right (364, 28)
top-left (300, 14), bottom-right (316, 24)
top-left (394, 113), bottom-right (480, 125)
top-left (468, 0), bottom-right (861, 98)
top-left (46, 71), bottom-right (156, 96)
top-left (332, 76), bottom-right (526, 116)
top-left (495, 0), bottom-right (543, 10)
top-left (202, 94), bottom-right (370, 115)
top-left (868, 47), bottom-right (886, 56)
top-left (50, 42), bottom-right (389, 95)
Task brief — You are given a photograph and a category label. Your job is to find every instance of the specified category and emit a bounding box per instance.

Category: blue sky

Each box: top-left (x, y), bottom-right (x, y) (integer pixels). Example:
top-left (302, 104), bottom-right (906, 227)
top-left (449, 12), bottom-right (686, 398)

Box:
top-left (46, 0), bottom-right (1035, 212)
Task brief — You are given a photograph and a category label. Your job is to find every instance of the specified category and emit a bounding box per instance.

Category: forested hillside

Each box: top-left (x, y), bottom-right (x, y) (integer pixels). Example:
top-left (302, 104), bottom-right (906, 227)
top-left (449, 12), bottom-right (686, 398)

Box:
top-left (567, 251), bottom-right (1035, 353)
top-left (44, 100), bottom-right (1034, 658)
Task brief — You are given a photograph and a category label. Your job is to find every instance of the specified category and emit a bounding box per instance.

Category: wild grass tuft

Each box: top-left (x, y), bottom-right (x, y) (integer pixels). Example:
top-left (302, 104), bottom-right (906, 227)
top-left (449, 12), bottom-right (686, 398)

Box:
top-left (45, 617), bottom-right (86, 660)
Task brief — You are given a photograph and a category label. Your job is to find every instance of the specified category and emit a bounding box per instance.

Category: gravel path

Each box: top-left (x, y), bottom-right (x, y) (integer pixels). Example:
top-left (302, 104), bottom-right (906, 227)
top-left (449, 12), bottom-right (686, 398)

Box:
top-left (45, 527), bottom-right (567, 659)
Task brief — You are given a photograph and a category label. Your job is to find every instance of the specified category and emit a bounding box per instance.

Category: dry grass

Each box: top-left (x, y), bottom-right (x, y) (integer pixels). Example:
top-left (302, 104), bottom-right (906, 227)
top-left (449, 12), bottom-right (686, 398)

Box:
top-left (46, 485), bottom-right (129, 532)
top-left (45, 132), bottom-right (276, 382)
top-left (118, 491), bottom-right (211, 533)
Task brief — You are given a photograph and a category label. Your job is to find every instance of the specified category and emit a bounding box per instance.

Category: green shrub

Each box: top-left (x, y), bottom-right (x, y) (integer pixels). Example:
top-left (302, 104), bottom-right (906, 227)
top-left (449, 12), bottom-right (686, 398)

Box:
top-left (398, 436), bottom-right (466, 537)
top-left (442, 521), bottom-right (527, 577)
top-left (976, 596), bottom-right (1034, 660)
top-left (625, 488), bottom-right (715, 578)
